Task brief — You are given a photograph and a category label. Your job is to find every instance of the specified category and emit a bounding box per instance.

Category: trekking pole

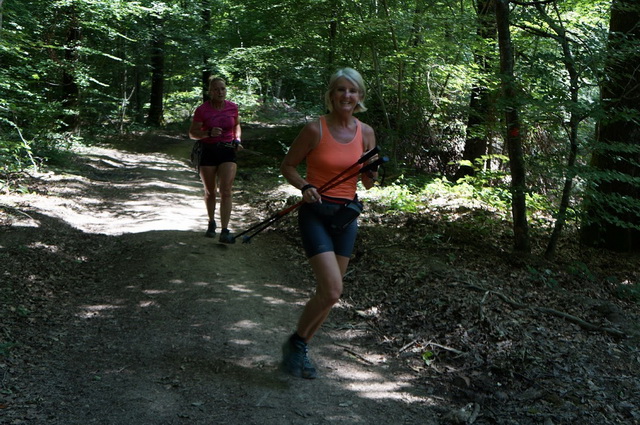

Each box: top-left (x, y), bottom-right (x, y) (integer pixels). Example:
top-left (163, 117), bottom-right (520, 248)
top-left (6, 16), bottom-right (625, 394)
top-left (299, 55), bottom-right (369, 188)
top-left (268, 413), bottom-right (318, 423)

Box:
top-left (232, 147), bottom-right (380, 243)
top-left (236, 153), bottom-right (388, 244)
top-left (238, 155), bottom-right (388, 244)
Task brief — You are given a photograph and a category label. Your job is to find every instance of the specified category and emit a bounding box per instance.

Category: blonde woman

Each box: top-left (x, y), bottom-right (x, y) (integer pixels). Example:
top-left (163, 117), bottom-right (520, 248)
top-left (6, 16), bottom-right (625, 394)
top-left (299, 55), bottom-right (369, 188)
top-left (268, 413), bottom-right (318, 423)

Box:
top-left (280, 68), bottom-right (378, 378)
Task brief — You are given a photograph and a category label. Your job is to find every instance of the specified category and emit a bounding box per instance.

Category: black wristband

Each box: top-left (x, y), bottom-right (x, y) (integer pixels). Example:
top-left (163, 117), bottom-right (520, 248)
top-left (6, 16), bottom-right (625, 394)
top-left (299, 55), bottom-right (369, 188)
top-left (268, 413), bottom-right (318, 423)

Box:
top-left (301, 184), bottom-right (316, 194)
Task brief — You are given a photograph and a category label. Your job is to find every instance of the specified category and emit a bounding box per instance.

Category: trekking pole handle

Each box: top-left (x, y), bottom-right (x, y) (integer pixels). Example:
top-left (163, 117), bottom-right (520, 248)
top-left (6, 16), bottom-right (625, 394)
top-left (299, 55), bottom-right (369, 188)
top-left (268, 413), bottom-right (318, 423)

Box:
top-left (361, 156), bottom-right (389, 173)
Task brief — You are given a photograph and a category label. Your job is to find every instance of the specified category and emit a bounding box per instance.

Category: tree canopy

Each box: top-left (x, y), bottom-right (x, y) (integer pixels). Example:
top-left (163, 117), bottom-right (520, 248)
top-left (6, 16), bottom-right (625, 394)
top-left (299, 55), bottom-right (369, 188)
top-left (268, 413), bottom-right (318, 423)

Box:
top-left (2, 0), bottom-right (639, 253)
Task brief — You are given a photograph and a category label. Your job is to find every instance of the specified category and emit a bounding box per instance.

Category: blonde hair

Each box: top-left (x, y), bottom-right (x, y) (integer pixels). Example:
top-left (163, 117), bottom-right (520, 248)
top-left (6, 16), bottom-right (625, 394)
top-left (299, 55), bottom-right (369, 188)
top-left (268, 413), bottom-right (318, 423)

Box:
top-left (324, 68), bottom-right (367, 113)
top-left (208, 76), bottom-right (226, 87)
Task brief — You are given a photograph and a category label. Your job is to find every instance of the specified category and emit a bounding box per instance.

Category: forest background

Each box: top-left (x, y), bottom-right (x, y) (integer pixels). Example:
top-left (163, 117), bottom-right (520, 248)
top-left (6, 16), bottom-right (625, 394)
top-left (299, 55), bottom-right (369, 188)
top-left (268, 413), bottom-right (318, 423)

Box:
top-left (1, 1), bottom-right (640, 423)
top-left (2, 0), bottom-right (640, 256)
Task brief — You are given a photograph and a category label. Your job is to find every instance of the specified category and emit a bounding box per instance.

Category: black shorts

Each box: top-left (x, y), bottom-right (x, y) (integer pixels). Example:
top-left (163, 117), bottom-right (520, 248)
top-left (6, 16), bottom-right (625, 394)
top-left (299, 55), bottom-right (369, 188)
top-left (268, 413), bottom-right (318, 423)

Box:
top-left (200, 143), bottom-right (237, 167)
top-left (298, 202), bottom-right (358, 258)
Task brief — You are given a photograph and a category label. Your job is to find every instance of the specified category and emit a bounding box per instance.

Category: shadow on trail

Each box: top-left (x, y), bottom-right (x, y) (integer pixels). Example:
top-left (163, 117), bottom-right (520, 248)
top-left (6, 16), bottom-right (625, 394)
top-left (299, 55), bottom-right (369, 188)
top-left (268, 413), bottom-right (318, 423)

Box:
top-left (2, 137), bottom-right (438, 424)
top-left (4, 224), bottom-right (435, 424)
top-left (65, 230), bottom-right (434, 425)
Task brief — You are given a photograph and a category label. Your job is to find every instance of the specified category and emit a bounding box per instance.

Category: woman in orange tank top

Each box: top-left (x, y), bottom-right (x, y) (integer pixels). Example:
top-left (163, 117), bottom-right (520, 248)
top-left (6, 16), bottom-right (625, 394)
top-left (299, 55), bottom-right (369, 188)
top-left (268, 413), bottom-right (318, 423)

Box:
top-left (279, 68), bottom-right (378, 379)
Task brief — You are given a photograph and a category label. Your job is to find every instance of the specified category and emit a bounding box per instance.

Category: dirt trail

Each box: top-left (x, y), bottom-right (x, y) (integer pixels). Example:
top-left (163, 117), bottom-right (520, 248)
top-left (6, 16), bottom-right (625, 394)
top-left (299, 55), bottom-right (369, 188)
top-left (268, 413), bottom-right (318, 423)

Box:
top-left (1, 135), bottom-right (437, 424)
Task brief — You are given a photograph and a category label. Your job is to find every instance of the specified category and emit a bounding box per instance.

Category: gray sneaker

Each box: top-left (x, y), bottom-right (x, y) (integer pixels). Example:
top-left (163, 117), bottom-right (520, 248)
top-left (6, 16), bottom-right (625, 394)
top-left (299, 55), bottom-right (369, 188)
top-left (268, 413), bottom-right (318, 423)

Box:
top-left (282, 337), bottom-right (317, 379)
top-left (219, 228), bottom-right (235, 244)
top-left (205, 221), bottom-right (216, 238)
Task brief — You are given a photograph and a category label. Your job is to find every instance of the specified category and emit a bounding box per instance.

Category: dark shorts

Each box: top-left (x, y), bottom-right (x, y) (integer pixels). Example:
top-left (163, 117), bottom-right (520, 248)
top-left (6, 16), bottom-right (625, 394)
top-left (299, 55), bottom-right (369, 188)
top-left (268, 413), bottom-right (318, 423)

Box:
top-left (298, 201), bottom-right (358, 258)
top-left (200, 143), bottom-right (237, 167)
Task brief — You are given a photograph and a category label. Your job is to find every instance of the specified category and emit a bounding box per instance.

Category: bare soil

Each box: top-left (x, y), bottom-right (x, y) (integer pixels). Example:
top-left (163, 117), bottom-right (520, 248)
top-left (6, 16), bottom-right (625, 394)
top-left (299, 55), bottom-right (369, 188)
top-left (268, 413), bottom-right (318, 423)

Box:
top-left (1, 128), bottom-right (639, 425)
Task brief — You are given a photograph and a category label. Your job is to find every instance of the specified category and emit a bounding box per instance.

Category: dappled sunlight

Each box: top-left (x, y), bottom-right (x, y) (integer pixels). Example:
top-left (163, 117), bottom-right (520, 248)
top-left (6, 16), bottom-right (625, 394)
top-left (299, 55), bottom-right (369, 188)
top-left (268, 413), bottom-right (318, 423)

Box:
top-left (65, 256), bottom-right (440, 416)
top-left (264, 282), bottom-right (308, 296)
top-left (196, 297), bottom-right (227, 303)
top-left (260, 296), bottom-right (288, 305)
top-left (142, 289), bottom-right (175, 295)
top-left (26, 241), bottom-right (59, 253)
top-left (227, 283), bottom-right (254, 293)
top-left (228, 339), bottom-right (253, 346)
top-left (310, 342), bottom-right (430, 404)
top-left (232, 202), bottom-right (256, 216)
top-left (2, 141), bottom-right (450, 424)
top-left (227, 320), bottom-right (260, 331)
top-left (338, 372), bottom-right (425, 402)
top-left (2, 145), bottom-right (206, 235)
top-left (77, 303), bottom-right (123, 319)
top-left (217, 279), bottom-right (306, 306)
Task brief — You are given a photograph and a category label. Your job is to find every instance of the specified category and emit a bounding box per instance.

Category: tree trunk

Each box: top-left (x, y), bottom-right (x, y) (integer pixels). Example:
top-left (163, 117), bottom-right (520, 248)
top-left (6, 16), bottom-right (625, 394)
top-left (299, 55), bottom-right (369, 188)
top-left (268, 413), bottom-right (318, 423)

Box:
top-left (328, 0), bottom-right (337, 72)
top-left (62, 10), bottom-right (81, 131)
top-left (455, 0), bottom-right (497, 181)
top-left (581, 0), bottom-right (640, 251)
top-left (146, 19), bottom-right (165, 127)
top-left (496, 0), bottom-right (530, 253)
top-left (134, 66), bottom-right (144, 124)
top-left (201, 3), bottom-right (212, 103)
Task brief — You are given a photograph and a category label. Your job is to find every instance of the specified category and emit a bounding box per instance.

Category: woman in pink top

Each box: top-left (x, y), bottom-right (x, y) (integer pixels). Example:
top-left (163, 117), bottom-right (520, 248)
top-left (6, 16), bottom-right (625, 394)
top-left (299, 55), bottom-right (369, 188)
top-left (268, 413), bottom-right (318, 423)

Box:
top-left (280, 68), bottom-right (378, 379)
top-left (188, 76), bottom-right (242, 243)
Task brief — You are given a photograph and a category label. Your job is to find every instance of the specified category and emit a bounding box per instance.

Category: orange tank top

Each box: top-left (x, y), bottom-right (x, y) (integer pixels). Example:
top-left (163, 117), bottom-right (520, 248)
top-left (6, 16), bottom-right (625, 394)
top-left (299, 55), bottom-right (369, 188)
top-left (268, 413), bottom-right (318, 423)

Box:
top-left (306, 116), bottom-right (364, 200)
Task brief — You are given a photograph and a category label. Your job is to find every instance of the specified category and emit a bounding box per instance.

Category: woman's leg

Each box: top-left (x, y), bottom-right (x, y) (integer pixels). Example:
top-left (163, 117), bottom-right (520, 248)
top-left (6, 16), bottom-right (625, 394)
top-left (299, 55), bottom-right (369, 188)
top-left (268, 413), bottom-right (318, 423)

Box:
top-left (296, 252), bottom-right (351, 342)
top-left (199, 165), bottom-right (218, 221)
top-left (216, 162), bottom-right (237, 230)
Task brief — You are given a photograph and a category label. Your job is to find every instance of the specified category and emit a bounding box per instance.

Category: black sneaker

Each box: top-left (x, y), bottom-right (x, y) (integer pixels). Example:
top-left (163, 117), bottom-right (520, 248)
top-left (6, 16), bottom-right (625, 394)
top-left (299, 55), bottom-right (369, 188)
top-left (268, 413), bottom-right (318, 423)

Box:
top-left (205, 221), bottom-right (216, 238)
top-left (219, 228), bottom-right (235, 244)
top-left (281, 337), bottom-right (317, 379)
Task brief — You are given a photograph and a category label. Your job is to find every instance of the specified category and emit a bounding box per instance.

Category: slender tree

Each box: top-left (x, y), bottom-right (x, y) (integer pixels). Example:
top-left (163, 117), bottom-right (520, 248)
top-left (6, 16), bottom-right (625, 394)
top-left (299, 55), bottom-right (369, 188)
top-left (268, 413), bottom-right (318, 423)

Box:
top-left (201, 3), bottom-right (212, 103)
top-left (146, 15), bottom-right (165, 127)
top-left (61, 4), bottom-right (81, 131)
top-left (496, 0), bottom-right (530, 253)
top-left (520, 2), bottom-right (588, 258)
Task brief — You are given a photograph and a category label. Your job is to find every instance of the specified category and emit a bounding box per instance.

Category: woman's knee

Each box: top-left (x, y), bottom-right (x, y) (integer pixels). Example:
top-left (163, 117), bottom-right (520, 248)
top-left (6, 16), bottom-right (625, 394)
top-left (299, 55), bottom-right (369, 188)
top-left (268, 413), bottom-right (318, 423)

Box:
top-left (316, 282), bottom-right (343, 307)
top-left (218, 187), bottom-right (233, 199)
top-left (326, 290), bottom-right (342, 306)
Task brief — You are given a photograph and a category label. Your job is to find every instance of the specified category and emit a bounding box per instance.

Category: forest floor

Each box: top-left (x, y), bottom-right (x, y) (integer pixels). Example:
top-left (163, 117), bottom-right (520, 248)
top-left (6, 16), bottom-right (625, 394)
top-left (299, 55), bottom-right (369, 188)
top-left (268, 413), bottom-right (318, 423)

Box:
top-left (1, 126), bottom-right (640, 425)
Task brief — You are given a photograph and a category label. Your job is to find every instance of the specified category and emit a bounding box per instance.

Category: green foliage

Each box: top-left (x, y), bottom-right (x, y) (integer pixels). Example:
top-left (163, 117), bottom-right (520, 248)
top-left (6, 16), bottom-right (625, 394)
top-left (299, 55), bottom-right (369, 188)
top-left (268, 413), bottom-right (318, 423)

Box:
top-left (582, 189), bottom-right (640, 231)
top-left (2, 0), bottom-right (637, 253)
top-left (422, 350), bottom-right (435, 366)
top-left (455, 155), bottom-right (513, 209)
top-left (164, 88), bottom-right (202, 124)
top-left (369, 160), bottom-right (557, 225)
top-left (567, 261), bottom-right (596, 281)
top-left (371, 182), bottom-right (420, 213)
top-left (615, 282), bottom-right (640, 303)
top-left (526, 266), bottom-right (559, 289)
top-left (31, 133), bottom-right (83, 167)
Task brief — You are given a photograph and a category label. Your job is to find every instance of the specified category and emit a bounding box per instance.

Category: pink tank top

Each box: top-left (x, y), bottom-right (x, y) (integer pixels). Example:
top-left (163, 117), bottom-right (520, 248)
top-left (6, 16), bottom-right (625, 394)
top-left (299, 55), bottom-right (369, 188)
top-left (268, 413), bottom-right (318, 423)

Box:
top-left (306, 116), bottom-right (364, 200)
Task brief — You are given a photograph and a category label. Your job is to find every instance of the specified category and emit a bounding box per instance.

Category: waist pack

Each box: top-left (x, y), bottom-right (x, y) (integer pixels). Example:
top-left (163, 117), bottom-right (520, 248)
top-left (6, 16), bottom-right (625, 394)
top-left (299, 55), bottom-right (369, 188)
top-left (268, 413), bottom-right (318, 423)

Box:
top-left (330, 199), bottom-right (363, 233)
